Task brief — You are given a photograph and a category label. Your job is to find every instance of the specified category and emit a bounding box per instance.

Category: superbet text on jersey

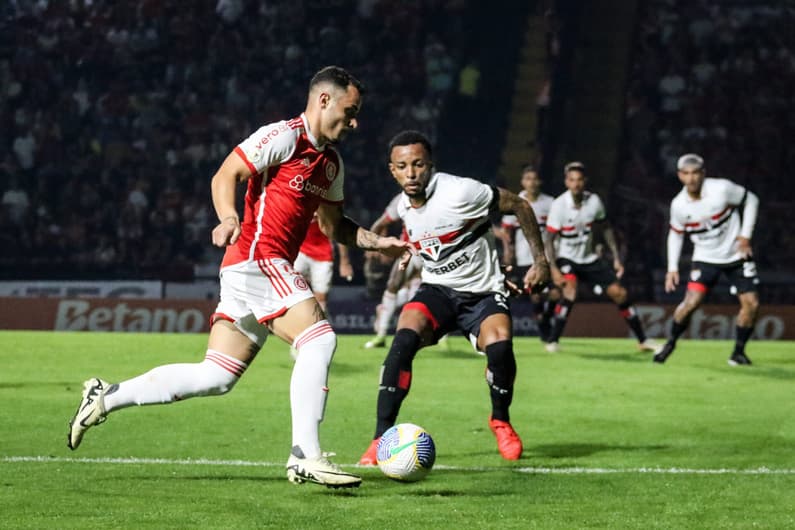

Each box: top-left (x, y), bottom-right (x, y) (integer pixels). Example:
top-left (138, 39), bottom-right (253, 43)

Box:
top-left (397, 172), bottom-right (506, 295)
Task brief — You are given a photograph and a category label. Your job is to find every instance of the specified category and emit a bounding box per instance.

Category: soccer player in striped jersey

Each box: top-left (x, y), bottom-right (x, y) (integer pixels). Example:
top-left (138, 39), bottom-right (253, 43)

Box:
top-left (654, 154), bottom-right (760, 365)
top-left (544, 162), bottom-right (660, 353)
top-left (66, 66), bottom-right (413, 488)
top-left (359, 130), bottom-right (551, 464)
top-left (500, 164), bottom-right (559, 342)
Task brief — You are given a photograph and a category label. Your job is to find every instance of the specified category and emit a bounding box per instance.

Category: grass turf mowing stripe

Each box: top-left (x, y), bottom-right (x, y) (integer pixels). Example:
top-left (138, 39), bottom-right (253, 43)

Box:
top-left (4, 456), bottom-right (794, 475)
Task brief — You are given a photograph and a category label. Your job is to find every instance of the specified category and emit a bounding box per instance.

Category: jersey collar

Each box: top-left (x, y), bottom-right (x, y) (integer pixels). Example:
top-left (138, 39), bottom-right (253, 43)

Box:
top-left (300, 113), bottom-right (325, 151)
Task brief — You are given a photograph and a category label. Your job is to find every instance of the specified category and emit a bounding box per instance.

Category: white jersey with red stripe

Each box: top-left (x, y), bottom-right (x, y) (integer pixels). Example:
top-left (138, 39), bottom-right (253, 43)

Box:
top-left (298, 216), bottom-right (334, 262)
top-left (546, 190), bottom-right (606, 264)
top-left (668, 178), bottom-right (748, 265)
top-left (221, 113), bottom-right (344, 270)
top-left (396, 172), bottom-right (505, 295)
top-left (501, 191), bottom-right (554, 266)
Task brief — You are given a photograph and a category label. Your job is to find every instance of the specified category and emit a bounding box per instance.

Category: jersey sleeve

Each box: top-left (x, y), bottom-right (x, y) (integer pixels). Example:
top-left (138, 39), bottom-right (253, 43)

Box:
top-left (384, 193), bottom-right (402, 221)
top-left (593, 194), bottom-right (607, 221)
top-left (668, 199), bottom-right (685, 233)
top-left (323, 150), bottom-right (345, 203)
top-left (234, 121), bottom-right (298, 176)
top-left (719, 178), bottom-right (748, 206)
top-left (452, 176), bottom-right (494, 218)
top-left (546, 199), bottom-right (562, 232)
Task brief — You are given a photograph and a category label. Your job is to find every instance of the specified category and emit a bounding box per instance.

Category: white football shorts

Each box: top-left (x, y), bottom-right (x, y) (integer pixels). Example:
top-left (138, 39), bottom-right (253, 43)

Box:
top-left (212, 257), bottom-right (315, 346)
top-left (293, 252), bottom-right (334, 295)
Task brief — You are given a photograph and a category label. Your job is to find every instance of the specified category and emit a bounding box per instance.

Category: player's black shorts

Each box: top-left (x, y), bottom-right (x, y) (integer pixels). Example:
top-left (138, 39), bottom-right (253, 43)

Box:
top-left (405, 283), bottom-right (511, 342)
top-left (556, 257), bottom-right (618, 291)
top-left (688, 260), bottom-right (759, 294)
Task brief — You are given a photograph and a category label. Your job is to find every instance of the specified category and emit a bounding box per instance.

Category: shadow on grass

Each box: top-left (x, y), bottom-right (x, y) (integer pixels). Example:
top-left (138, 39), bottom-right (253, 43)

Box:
top-left (575, 352), bottom-right (650, 363)
top-left (702, 364), bottom-right (795, 381)
top-left (529, 442), bottom-right (668, 458)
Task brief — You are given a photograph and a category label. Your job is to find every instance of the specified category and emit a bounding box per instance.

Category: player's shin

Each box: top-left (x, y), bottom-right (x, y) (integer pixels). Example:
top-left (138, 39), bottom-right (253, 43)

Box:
top-left (375, 328), bottom-right (420, 438)
top-left (618, 302), bottom-right (646, 342)
top-left (102, 349), bottom-right (247, 412)
top-left (548, 299), bottom-right (574, 343)
top-left (734, 325), bottom-right (754, 354)
top-left (290, 320), bottom-right (336, 459)
top-left (484, 341), bottom-right (516, 422)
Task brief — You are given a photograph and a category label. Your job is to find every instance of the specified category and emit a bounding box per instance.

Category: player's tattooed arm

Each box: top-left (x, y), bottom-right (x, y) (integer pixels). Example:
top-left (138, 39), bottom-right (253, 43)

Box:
top-left (497, 188), bottom-right (547, 266)
top-left (317, 203), bottom-right (414, 260)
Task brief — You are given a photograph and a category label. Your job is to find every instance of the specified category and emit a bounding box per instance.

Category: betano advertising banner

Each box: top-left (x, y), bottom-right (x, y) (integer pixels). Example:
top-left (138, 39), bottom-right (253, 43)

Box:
top-left (0, 297), bottom-right (793, 339)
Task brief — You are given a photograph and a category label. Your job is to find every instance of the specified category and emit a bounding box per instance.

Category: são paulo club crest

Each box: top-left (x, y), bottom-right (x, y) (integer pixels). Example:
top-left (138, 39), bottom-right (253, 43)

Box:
top-left (420, 237), bottom-right (442, 260)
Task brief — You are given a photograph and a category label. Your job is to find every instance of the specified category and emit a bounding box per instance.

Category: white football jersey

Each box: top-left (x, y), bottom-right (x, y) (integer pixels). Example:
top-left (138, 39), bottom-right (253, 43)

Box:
top-left (668, 178), bottom-right (749, 265)
top-left (546, 190), bottom-right (606, 264)
top-left (501, 191), bottom-right (553, 266)
top-left (397, 172), bottom-right (506, 295)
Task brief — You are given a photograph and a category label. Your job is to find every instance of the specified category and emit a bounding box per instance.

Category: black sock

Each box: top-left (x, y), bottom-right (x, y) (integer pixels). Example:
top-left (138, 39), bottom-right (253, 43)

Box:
top-left (618, 302), bottom-right (646, 342)
top-left (734, 325), bottom-right (754, 354)
top-left (669, 319), bottom-right (689, 345)
top-left (375, 329), bottom-right (421, 438)
top-left (485, 341), bottom-right (516, 422)
top-left (548, 299), bottom-right (574, 342)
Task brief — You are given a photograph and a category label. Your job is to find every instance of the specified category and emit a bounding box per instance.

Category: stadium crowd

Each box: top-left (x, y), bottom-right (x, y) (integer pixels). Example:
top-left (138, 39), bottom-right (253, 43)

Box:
top-left (613, 0), bottom-right (794, 301)
top-left (0, 0), bottom-right (465, 278)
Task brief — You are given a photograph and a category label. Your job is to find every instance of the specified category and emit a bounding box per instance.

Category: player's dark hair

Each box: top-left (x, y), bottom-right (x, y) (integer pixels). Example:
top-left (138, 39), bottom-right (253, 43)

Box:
top-left (388, 130), bottom-right (433, 160)
top-left (521, 163), bottom-right (536, 174)
top-left (309, 66), bottom-right (365, 95)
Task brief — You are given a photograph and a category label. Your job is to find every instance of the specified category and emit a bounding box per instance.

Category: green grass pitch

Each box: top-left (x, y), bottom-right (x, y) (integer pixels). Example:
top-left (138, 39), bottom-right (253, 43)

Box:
top-left (1, 331), bottom-right (793, 529)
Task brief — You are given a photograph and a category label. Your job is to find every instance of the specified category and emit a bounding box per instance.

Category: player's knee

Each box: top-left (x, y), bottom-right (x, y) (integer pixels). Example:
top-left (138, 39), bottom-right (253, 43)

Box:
top-left (484, 340), bottom-right (517, 387)
top-left (199, 350), bottom-right (249, 396)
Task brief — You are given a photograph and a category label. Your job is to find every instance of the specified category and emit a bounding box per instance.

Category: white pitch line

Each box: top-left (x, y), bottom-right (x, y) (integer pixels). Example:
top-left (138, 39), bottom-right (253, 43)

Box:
top-left (2, 456), bottom-right (794, 475)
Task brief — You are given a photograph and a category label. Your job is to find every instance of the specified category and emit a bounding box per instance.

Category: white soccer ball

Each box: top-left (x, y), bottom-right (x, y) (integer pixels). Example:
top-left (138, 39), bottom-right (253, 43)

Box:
top-left (377, 423), bottom-right (436, 482)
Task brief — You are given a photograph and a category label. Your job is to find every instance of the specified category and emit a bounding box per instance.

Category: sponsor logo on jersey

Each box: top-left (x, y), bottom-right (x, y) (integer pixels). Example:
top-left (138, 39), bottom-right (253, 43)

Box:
top-left (425, 251), bottom-right (470, 274)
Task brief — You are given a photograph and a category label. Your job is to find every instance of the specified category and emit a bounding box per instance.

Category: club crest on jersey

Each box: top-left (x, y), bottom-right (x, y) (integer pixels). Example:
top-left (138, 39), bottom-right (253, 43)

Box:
top-left (420, 237), bottom-right (442, 260)
top-left (325, 161), bottom-right (337, 181)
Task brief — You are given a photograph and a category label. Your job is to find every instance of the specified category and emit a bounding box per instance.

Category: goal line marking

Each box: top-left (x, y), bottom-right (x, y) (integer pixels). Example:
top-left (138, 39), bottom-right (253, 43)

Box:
top-left (3, 456), bottom-right (794, 475)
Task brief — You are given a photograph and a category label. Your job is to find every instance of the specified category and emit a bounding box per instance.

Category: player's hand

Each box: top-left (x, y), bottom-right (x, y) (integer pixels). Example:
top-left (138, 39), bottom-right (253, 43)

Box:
top-left (524, 260), bottom-right (551, 294)
top-left (613, 258), bottom-right (625, 279)
top-left (665, 271), bottom-right (679, 293)
top-left (501, 265), bottom-right (523, 297)
top-left (339, 261), bottom-right (354, 282)
top-left (212, 216), bottom-right (241, 247)
top-left (376, 236), bottom-right (416, 265)
top-left (736, 237), bottom-right (753, 259)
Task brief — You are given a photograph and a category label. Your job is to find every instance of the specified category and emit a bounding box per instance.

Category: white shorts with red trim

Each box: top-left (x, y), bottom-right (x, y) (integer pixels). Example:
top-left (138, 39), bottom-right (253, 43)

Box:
top-left (212, 258), bottom-right (315, 346)
top-left (293, 252), bottom-right (333, 295)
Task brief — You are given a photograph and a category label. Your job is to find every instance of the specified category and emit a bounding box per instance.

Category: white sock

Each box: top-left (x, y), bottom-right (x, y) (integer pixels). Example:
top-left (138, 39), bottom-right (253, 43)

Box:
top-left (290, 320), bottom-right (336, 459)
top-left (103, 349), bottom-right (247, 413)
top-left (375, 291), bottom-right (397, 337)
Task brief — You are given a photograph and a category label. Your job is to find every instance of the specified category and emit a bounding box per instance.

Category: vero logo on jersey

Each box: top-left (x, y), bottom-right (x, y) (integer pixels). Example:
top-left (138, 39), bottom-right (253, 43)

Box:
top-left (420, 237), bottom-right (441, 260)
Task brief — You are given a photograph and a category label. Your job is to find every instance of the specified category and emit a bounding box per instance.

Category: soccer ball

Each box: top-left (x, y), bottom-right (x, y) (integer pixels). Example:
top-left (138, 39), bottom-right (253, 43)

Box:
top-left (377, 423), bottom-right (436, 482)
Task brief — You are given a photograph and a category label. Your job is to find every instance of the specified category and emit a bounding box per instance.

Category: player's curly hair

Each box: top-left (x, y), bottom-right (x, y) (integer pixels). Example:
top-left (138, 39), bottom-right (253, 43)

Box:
top-left (388, 130), bottom-right (433, 160)
top-left (309, 66), bottom-right (365, 94)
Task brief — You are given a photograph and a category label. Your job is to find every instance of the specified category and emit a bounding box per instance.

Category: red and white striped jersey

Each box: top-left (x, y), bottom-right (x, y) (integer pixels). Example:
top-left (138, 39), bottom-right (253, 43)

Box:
top-left (546, 190), bottom-right (606, 264)
top-left (220, 113), bottom-right (344, 269)
top-left (668, 178), bottom-right (749, 266)
top-left (501, 191), bottom-right (554, 266)
top-left (397, 172), bottom-right (505, 294)
top-left (298, 216), bottom-right (334, 262)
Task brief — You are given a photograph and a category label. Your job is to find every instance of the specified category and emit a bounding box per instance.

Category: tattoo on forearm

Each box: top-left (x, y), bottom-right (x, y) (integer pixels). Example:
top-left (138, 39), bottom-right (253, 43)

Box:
top-left (501, 190), bottom-right (546, 262)
top-left (356, 228), bottom-right (380, 250)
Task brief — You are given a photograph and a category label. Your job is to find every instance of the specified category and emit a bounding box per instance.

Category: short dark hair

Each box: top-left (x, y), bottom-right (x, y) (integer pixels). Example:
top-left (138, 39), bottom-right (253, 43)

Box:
top-left (521, 163), bottom-right (537, 174)
top-left (388, 130), bottom-right (433, 160)
top-left (309, 66), bottom-right (365, 94)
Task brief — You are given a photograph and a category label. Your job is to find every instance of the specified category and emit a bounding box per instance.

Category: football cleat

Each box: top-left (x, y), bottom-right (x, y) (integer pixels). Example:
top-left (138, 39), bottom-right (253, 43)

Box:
top-left (286, 452), bottom-right (362, 488)
top-left (67, 378), bottom-right (110, 450)
top-left (638, 339), bottom-right (664, 354)
top-left (728, 352), bottom-right (752, 366)
top-left (358, 438), bottom-right (380, 466)
top-left (363, 335), bottom-right (386, 349)
top-left (489, 416), bottom-right (523, 460)
top-left (544, 341), bottom-right (560, 353)
top-left (653, 342), bottom-right (675, 364)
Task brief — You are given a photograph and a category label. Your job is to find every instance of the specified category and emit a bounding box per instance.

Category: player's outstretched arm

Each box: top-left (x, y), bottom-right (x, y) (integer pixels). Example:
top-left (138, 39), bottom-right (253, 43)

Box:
top-left (317, 203), bottom-right (414, 262)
